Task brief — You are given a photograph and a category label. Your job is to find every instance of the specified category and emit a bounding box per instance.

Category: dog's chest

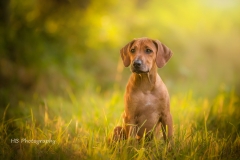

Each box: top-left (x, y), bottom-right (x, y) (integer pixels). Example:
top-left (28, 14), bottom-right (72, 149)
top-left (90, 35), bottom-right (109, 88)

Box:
top-left (127, 91), bottom-right (160, 113)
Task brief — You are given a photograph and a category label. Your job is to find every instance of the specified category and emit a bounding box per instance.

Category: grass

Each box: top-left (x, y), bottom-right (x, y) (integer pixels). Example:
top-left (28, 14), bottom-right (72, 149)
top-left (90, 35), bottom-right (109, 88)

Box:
top-left (0, 87), bottom-right (240, 159)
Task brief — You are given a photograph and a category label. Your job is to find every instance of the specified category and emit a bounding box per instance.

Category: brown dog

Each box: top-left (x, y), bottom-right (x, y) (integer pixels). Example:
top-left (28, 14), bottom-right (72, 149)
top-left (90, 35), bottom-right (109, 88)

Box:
top-left (113, 37), bottom-right (173, 142)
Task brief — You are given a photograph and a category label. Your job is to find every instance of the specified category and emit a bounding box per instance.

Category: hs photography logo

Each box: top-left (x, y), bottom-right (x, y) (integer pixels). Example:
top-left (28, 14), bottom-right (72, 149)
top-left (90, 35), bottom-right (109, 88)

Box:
top-left (11, 138), bottom-right (56, 145)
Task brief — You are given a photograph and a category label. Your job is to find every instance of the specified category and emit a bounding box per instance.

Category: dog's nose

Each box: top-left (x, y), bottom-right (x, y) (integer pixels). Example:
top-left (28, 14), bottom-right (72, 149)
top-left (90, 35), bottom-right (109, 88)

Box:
top-left (133, 59), bottom-right (142, 68)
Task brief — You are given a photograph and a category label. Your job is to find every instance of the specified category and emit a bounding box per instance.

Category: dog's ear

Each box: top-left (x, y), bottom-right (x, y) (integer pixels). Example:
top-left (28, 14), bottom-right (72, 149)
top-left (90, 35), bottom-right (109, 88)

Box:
top-left (120, 40), bottom-right (135, 67)
top-left (153, 40), bottom-right (173, 68)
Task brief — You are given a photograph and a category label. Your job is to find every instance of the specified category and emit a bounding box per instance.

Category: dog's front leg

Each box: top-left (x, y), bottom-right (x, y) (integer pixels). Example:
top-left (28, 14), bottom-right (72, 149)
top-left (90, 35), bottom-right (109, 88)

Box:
top-left (161, 113), bottom-right (173, 142)
top-left (123, 114), bottom-right (137, 139)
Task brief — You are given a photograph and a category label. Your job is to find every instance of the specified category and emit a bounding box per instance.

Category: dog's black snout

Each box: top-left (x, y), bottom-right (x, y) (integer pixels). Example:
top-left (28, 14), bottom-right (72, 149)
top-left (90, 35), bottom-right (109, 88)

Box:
top-left (133, 59), bottom-right (142, 68)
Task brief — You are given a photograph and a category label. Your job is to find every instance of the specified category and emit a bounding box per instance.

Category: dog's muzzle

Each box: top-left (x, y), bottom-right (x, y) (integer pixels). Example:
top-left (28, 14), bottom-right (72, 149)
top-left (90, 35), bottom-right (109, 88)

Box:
top-left (131, 59), bottom-right (149, 74)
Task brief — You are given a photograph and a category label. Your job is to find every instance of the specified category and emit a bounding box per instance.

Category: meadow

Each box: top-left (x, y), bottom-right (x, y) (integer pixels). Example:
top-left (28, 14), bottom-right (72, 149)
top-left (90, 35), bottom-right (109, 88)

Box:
top-left (1, 0), bottom-right (240, 159)
top-left (1, 87), bottom-right (239, 159)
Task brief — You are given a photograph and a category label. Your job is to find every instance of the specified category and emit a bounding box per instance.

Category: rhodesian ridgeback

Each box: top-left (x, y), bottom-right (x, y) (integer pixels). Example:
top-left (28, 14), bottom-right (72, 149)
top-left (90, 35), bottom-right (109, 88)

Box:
top-left (113, 37), bottom-right (173, 142)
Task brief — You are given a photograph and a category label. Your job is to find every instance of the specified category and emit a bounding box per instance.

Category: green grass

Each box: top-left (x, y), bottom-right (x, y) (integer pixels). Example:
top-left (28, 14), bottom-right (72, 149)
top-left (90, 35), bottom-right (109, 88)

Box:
top-left (1, 88), bottom-right (240, 159)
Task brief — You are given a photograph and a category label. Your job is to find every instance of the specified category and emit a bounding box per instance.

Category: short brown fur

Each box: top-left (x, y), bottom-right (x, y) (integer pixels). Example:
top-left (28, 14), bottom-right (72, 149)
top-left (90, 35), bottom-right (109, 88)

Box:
top-left (113, 37), bottom-right (173, 142)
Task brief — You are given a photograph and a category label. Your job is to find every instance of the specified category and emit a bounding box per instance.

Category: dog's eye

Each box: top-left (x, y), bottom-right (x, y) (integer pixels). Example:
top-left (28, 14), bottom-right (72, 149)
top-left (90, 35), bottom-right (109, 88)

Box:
top-left (130, 49), bottom-right (135, 53)
top-left (146, 49), bottom-right (152, 53)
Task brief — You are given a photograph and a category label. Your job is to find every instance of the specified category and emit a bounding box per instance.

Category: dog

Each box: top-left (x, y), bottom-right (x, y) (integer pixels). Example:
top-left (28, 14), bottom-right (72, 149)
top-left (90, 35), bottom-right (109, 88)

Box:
top-left (113, 37), bottom-right (173, 143)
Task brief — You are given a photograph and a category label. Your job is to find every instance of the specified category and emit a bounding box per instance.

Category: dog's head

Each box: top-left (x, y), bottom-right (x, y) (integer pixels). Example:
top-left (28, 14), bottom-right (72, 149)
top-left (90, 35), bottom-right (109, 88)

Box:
top-left (120, 37), bottom-right (173, 73)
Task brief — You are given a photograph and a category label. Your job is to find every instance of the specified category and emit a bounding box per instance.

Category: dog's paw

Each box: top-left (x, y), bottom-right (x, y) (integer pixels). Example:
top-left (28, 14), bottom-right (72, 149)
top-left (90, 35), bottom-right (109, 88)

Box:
top-left (111, 126), bottom-right (126, 142)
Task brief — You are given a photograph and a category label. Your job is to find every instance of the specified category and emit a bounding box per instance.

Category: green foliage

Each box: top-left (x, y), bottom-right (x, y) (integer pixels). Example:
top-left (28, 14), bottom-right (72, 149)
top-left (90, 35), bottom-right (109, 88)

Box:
top-left (1, 89), bottom-right (239, 159)
top-left (1, 0), bottom-right (240, 106)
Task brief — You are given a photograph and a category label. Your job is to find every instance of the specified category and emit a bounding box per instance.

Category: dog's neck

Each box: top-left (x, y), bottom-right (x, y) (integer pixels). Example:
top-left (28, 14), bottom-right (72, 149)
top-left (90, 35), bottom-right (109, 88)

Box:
top-left (131, 64), bottom-right (157, 91)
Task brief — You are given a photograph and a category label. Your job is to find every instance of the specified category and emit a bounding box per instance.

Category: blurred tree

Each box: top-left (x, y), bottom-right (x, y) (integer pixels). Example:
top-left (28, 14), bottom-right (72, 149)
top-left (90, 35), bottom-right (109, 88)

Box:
top-left (0, 0), bottom-right (93, 106)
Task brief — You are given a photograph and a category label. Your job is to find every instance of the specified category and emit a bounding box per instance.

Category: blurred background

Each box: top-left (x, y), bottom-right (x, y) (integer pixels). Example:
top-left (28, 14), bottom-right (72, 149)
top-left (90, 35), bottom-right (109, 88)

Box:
top-left (1, 0), bottom-right (240, 108)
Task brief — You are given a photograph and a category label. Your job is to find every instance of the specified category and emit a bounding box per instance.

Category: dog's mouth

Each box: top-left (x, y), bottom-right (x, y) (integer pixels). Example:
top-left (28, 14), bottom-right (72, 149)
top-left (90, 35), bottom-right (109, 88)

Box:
top-left (131, 68), bottom-right (149, 74)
